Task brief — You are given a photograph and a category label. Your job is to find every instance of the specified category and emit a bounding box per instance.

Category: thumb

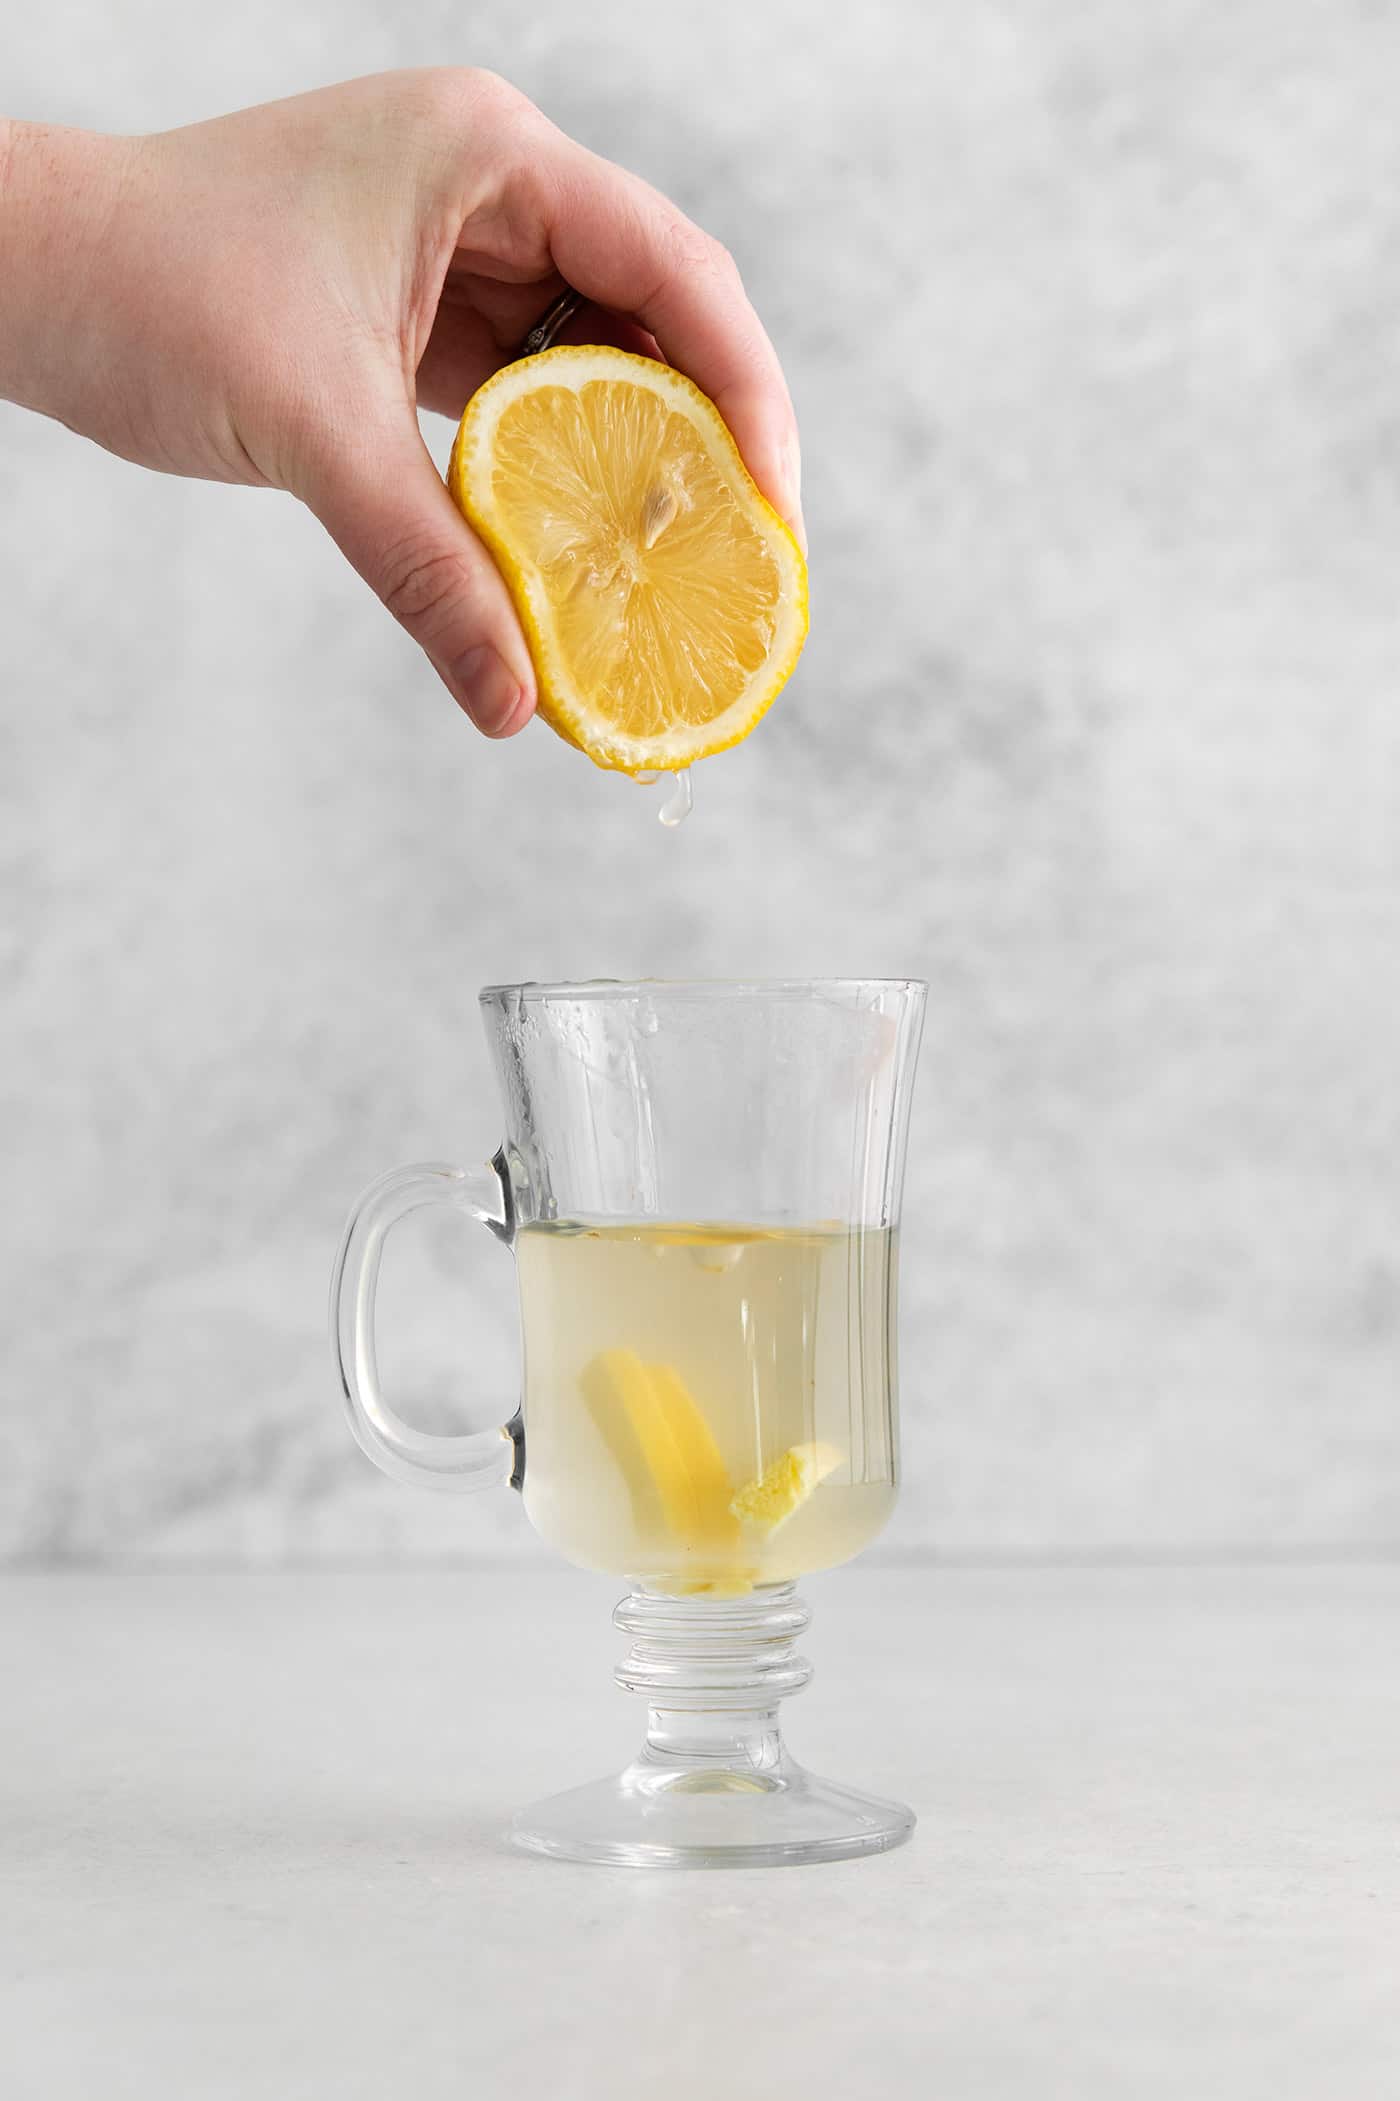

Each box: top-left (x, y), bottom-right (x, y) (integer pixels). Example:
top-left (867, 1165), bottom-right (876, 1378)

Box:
top-left (306, 416), bottom-right (537, 738)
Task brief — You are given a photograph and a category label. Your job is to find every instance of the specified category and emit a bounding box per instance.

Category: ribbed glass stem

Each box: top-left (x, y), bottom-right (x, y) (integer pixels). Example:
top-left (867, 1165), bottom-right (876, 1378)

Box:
top-left (614, 1584), bottom-right (812, 1779)
top-left (511, 1582), bottom-right (913, 1862)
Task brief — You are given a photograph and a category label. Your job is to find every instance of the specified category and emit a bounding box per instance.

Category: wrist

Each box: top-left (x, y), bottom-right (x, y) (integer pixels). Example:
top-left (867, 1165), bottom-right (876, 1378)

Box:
top-left (0, 119), bottom-right (133, 419)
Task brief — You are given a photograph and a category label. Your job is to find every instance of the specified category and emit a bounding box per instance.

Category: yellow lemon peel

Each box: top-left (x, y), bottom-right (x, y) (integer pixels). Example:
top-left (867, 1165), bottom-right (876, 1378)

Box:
top-left (730, 1442), bottom-right (845, 1534)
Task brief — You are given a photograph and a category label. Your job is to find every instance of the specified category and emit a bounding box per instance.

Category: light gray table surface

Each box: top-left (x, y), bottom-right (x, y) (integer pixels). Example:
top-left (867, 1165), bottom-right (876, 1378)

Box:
top-left (3, 1564), bottom-right (1397, 2099)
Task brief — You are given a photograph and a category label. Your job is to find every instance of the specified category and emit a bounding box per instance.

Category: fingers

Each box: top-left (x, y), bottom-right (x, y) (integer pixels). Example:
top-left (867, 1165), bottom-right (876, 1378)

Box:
top-left (305, 413), bottom-right (536, 737)
top-left (539, 143), bottom-right (806, 550)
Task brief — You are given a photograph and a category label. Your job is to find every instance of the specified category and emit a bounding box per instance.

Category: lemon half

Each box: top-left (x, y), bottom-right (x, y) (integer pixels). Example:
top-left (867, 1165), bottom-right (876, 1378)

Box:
top-left (448, 347), bottom-right (808, 773)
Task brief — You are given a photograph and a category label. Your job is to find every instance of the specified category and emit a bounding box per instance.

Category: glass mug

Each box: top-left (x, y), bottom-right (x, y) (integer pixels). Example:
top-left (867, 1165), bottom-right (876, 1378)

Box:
top-left (332, 978), bottom-right (926, 1867)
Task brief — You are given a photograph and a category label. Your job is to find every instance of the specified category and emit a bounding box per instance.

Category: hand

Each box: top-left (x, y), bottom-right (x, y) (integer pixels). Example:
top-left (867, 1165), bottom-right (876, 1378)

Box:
top-left (0, 71), bottom-right (805, 736)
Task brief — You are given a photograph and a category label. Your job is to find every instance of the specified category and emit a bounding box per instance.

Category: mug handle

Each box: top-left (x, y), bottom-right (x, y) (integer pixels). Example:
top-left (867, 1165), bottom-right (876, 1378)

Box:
top-left (330, 1155), bottom-right (522, 1494)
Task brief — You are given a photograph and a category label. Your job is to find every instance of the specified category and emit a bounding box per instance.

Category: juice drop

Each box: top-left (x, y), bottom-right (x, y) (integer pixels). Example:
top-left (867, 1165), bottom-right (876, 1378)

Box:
top-left (658, 770), bottom-right (693, 828)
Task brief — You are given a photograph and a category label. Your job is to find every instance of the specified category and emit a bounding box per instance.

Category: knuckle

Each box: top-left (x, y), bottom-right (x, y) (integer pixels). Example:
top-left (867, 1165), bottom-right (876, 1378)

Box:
top-left (663, 214), bottom-right (719, 279)
top-left (706, 235), bottom-right (742, 285)
top-left (444, 65), bottom-right (527, 122)
top-left (658, 215), bottom-right (743, 296)
top-left (380, 542), bottom-right (466, 636)
top-left (467, 66), bottom-right (526, 108)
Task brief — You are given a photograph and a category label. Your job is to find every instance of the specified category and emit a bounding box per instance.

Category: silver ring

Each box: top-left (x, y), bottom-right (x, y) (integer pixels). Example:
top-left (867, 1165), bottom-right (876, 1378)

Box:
top-left (516, 287), bottom-right (585, 360)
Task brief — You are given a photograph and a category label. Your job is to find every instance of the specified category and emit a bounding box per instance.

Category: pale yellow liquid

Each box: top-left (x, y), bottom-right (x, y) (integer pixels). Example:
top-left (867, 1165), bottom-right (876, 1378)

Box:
top-left (517, 1221), bottom-right (899, 1590)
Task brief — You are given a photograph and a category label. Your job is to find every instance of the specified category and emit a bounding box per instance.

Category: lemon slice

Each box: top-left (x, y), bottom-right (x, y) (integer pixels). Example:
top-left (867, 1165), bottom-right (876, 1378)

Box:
top-left (448, 347), bottom-right (808, 773)
top-left (580, 1350), bottom-right (740, 1551)
top-left (731, 1442), bottom-right (844, 1534)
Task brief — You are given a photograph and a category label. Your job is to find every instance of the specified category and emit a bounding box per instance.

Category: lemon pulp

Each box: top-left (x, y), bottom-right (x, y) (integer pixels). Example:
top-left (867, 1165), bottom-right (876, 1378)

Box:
top-left (448, 348), bottom-right (808, 773)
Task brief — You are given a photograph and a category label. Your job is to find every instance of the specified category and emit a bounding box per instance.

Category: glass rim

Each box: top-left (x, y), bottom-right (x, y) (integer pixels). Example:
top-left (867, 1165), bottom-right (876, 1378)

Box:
top-left (479, 976), bottom-right (928, 1005)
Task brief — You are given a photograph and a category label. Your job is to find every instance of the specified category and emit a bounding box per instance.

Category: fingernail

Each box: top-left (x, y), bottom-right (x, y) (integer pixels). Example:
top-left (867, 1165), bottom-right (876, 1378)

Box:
top-left (781, 434), bottom-right (808, 555)
top-left (453, 646), bottom-right (528, 735)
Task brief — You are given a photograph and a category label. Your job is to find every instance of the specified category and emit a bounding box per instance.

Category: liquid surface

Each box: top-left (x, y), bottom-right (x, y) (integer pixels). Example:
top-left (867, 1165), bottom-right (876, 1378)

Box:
top-left (517, 1221), bottom-right (899, 1590)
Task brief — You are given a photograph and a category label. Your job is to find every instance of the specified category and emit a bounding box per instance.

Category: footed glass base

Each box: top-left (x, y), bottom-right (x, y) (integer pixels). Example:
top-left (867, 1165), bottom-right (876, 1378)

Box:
top-left (513, 1755), bottom-right (914, 1868)
top-left (511, 1584), bottom-right (915, 1869)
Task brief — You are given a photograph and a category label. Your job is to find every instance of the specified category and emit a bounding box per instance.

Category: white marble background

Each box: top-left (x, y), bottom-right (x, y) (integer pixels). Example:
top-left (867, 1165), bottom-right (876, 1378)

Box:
top-left (2, 1), bottom-right (1397, 1564)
